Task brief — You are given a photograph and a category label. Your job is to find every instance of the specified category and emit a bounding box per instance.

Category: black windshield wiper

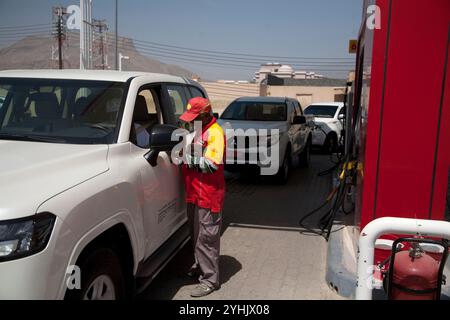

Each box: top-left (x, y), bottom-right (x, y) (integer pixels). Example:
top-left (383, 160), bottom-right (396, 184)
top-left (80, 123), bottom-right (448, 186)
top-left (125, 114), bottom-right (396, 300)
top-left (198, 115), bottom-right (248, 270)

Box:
top-left (0, 133), bottom-right (67, 143)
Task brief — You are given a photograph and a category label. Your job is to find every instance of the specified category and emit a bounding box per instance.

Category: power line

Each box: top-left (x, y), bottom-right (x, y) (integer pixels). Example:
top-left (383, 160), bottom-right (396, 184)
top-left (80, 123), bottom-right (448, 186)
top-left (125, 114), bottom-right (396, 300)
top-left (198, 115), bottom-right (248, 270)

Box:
top-left (0, 23), bottom-right (53, 30)
top-left (0, 27), bottom-right (352, 75)
top-left (69, 32), bottom-right (354, 64)
top-left (116, 40), bottom-right (355, 66)
top-left (68, 32), bottom-right (355, 68)
top-left (123, 50), bottom-right (351, 73)
top-left (0, 33), bottom-right (52, 40)
top-left (0, 29), bottom-right (53, 36)
top-left (131, 38), bottom-right (354, 61)
top-left (131, 49), bottom-right (352, 71)
top-left (99, 39), bottom-right (353, 71)
top-left (0, 28), bottom-right (53, 35)
top-left (132, 39), bottom-right (355, 64)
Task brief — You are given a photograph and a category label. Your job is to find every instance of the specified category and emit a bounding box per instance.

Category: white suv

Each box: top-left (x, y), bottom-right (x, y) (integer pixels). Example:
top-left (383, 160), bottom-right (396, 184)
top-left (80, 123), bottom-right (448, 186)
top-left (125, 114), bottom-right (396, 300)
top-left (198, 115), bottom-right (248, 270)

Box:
top-left (0, 70), bottom-right (205, 300)
top-left (304, 102), bottom-right (345, 152)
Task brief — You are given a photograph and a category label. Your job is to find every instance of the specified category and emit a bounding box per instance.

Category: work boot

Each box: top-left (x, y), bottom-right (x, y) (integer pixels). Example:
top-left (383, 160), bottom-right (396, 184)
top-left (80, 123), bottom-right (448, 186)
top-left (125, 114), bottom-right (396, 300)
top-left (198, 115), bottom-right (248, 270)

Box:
top-left (190, 283), bottom-right (215, 298)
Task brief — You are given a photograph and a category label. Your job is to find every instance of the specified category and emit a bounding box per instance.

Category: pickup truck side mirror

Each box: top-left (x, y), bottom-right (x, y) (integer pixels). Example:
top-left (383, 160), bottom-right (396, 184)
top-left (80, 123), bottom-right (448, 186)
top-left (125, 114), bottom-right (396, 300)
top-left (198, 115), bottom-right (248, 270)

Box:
top-left (292, 115), bottom-right (306, 125)
top-left (145, 124), bottom-right (182, 167)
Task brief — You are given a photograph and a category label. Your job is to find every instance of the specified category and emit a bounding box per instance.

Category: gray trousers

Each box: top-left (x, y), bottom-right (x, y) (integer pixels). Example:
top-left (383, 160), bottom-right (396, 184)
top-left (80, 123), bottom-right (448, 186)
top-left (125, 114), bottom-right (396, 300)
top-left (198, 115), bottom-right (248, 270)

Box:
top-left (187, 203), bottom-right (222, 289)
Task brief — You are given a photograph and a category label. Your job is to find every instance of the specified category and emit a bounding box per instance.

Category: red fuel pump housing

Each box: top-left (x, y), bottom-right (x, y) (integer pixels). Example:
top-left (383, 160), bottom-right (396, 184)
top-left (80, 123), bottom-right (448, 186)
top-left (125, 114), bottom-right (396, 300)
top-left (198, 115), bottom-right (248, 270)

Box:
top-left (390, 249), bottom-right (440, 300)
top-left (352, 0), bottom-right (450, 278)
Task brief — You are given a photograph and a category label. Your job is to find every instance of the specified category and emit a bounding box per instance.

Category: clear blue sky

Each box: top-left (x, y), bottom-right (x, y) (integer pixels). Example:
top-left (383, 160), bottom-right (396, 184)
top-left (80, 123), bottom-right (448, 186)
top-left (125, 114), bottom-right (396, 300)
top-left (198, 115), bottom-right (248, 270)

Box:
top-left (0, 0), bottom-right (363, 80)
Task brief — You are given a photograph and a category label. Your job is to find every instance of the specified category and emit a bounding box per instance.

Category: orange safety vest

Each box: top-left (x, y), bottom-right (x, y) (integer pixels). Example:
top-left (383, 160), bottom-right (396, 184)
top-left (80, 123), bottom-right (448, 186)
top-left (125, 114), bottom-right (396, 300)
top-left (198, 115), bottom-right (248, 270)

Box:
top-left (182, 118), bottom-right (225, 213)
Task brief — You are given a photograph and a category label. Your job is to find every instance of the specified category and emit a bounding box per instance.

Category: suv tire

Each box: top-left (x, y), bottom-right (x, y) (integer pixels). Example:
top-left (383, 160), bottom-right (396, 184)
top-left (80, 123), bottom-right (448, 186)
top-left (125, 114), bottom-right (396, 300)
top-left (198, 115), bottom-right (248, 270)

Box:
top-left (65, 248), bottom-right (125, 300)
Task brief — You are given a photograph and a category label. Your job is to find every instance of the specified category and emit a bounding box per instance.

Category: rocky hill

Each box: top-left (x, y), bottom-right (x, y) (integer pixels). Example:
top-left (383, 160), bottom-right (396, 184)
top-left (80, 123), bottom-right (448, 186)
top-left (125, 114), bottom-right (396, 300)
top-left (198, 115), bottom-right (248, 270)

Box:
top-left (0, 32), bottom-right (197, 78)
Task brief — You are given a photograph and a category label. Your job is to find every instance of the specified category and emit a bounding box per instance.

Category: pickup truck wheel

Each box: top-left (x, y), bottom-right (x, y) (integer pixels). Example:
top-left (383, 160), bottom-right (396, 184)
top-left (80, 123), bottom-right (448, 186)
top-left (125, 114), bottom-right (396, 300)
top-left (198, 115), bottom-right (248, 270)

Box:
top-left (275, 151), bottom-right (290, 185)
top-left (66, 248), bottom-right (125, 300)
top-left (299, 139), bottom-right (311, 168)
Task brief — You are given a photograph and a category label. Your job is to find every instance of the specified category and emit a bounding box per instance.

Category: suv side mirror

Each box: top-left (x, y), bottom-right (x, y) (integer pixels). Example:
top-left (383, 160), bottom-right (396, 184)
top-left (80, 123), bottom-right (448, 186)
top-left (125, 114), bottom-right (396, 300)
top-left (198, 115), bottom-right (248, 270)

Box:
top-left (338, 114), bottom-right (345, 121)
top-left (293, 115), bottom-right (306, 125)
top-left (144, 124), bottom-right (182, 167)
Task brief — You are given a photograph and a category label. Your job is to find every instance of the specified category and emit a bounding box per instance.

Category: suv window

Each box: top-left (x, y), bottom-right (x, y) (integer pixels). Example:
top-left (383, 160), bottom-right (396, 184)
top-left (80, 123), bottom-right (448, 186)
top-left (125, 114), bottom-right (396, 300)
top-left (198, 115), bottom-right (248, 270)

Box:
top-left (188, 86), bottom-right (205, 99)
top-left (130, 88), bottom-right (161, 148)
top-left (166, 85), bottom-right (188, 127)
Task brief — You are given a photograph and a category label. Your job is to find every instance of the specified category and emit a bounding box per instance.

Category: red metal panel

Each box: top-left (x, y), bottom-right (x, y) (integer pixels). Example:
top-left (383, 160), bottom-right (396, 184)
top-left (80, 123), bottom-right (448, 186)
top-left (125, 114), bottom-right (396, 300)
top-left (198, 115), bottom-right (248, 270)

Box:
top-left (375, 0), bottom-right (450, 220)
top-left (431, 27), bottom-right (450, 221)
top-left (359, 0), bottom-right (391, 228)
top-left (358, 0), bottom-right (450, 228)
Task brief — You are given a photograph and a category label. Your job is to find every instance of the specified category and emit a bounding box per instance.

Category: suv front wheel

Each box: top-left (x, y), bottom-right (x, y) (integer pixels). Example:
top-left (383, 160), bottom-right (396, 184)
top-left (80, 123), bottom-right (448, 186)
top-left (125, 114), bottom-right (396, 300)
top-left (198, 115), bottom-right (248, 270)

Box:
top-left (65, 248), bottom-right (125, 300)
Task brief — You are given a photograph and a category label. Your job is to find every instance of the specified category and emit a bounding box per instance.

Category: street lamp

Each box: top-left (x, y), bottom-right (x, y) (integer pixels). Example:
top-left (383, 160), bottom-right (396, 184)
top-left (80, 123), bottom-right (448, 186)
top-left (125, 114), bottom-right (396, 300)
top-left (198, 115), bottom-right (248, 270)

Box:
top-left (119, 53), bottom-right (129, 71)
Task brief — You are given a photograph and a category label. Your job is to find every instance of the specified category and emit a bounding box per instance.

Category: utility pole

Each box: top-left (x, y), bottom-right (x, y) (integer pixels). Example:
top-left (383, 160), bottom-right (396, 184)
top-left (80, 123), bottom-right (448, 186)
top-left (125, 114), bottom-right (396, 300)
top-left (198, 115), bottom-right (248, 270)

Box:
top-left (79, 0), bottom-right (92, 69)
top-left (80, 0), bottom-right (84, 69)
top-left (115, 0), bottom-right (119, 70)
top-left (93, 19), bottom-right (109, 70)
top-left (53, 7), bottom-right (67, 69)
top-left (87, 0), bottom-right (92, 69)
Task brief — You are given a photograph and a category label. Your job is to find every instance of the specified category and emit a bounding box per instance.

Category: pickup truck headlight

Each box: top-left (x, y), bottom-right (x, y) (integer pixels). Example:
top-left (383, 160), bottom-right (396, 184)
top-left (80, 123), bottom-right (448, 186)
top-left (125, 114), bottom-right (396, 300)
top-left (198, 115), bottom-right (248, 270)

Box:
top-left (0, 213), bottom-right (56, 262)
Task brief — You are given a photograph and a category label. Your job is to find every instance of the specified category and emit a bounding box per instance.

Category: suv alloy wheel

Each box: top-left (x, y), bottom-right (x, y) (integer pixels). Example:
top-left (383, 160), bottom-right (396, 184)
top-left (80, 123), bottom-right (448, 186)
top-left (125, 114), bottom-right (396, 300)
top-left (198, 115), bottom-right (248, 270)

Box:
top-left (65, 248), bottom-right (125, 300)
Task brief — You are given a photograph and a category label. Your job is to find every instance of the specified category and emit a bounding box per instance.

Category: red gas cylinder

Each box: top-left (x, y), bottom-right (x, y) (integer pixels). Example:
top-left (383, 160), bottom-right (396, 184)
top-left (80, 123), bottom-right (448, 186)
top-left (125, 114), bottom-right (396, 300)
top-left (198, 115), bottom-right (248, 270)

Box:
top-left (390, 246), bottom-right (441, 300)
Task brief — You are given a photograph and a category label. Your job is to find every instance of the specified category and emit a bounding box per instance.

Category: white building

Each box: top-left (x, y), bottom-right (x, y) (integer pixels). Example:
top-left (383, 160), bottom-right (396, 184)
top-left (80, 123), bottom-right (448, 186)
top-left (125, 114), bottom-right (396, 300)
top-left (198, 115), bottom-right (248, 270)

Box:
top-left (254, 63), bottom-right (324, 83)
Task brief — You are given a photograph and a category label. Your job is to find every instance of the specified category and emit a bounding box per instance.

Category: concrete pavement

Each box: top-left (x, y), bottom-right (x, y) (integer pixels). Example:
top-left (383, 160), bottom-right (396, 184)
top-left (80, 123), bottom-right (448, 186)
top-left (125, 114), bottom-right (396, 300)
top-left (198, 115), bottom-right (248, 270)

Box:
top-left (140, 154), bottom-right (344, 300)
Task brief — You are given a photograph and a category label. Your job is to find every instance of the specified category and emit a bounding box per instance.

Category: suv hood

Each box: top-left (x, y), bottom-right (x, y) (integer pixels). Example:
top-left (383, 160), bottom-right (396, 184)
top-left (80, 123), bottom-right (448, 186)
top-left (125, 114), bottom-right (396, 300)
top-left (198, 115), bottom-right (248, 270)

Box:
top-left (0, 141), bottom-right (109, 220)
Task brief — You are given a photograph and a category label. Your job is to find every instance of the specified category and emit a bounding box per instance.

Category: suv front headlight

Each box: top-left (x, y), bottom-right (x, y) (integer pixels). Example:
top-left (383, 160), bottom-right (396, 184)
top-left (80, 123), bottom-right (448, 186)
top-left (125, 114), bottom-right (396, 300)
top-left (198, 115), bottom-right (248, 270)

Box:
top-left (0, 213), bottom-right (56, 262)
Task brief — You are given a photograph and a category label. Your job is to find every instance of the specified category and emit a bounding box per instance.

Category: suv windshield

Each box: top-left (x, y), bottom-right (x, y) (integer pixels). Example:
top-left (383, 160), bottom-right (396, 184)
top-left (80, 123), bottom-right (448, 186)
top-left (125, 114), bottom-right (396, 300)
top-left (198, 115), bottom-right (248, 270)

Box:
top-left (0, 78), bottom-right (126, 144)
top-left (304, 105), bottom-right (338, 118)
top-left (221, 101), bottom-right (287, 121)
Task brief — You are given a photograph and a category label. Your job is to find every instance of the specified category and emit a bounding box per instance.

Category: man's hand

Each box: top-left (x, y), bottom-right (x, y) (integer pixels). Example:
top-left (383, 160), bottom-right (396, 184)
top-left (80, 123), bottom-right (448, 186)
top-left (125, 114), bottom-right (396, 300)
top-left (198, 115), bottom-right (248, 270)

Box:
top-left (185, 142), bottom-right (203, 171)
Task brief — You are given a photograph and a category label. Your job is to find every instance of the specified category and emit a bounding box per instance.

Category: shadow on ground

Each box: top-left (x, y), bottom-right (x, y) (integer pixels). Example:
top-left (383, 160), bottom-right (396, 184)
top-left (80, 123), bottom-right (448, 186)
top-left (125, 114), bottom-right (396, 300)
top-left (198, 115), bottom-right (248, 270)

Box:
top-left (139, 244), bottom-right (242, 299)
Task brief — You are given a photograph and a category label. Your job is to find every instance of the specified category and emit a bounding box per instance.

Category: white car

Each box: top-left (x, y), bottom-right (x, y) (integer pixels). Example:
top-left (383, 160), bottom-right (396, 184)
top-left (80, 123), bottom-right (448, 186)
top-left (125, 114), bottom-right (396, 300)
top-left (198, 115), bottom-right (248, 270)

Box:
top-left (304, 102), bottom-right (345, 152)
top-left (0, 70), bottom-right (207, 300)
top-left (218, 97), bottom-right (314, 184)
